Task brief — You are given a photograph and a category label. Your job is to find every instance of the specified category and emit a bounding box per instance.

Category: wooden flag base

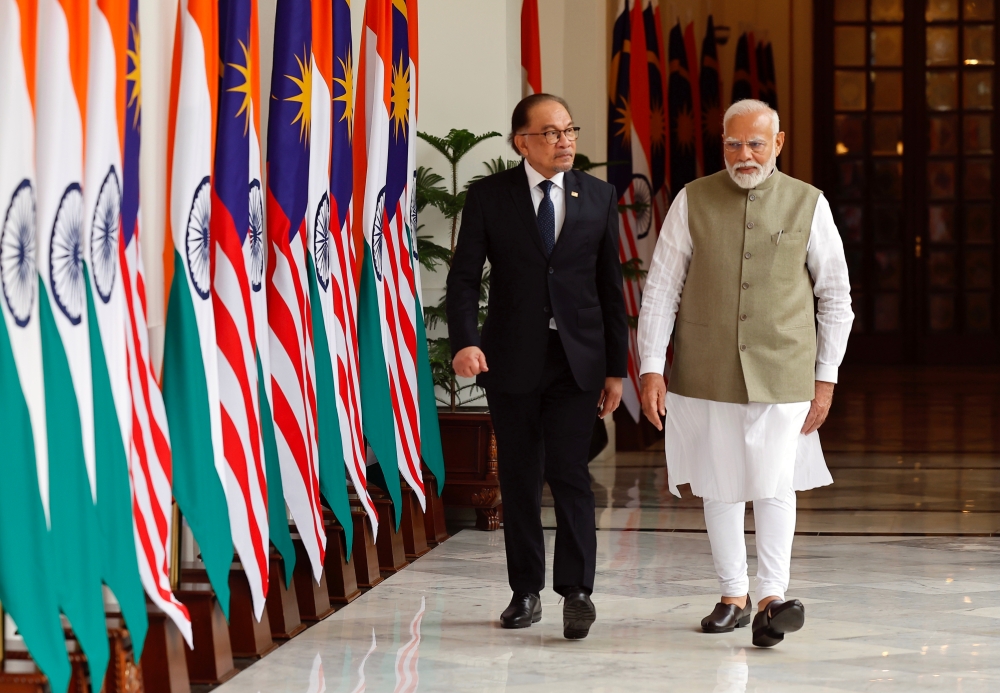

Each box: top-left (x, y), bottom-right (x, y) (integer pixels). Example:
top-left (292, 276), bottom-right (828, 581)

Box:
top-left (322, 512), bottom-right (361, 605)
top-left (400, 487), bottom-right (430, 561)
top-left (349, 504), bottom-right (383, 588)
top-left (371, 497), bottom-right (409, 574)
top-left (139, 601), bottom-right (191, 693)
top-left (227, 566), bottom-right (277, 659)
top-left (176, 569), bottom-right (237, 685)
top-left (423, 473), bottom-right (450, 546)
top-left (266, 550), bottom-right (306, 640)
top-left (0, 673), bottom-right (49, 693)
top-left (291, 533), bottom-right (335, 622)
top-left (103, 614), bottom-right (144, 693)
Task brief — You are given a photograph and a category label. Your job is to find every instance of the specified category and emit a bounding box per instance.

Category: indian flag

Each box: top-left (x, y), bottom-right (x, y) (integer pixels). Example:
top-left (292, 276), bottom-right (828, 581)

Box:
top-left (0, 0), bottom-right (72, 689)
top-left (307, 0), bottom-right (354, 554)
top-left (84, 0), bottom-right (147, 653)
top-left (162, 0), bottom-right (233, 614)
top-left (35, 0), bottom-right (111, 686)
top-left (354, 0), bottom-right (403, 526)
top-left (330, 0), bottom-right (378, 538)
top-left (406, 0), bottom-right (446, 492)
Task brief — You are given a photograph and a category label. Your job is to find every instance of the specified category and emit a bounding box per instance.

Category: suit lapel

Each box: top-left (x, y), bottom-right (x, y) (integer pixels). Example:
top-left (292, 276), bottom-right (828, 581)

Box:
top-left (508, 162), bottom-right (549, 258)
top-left (553, 169), bottom-right (579, 257)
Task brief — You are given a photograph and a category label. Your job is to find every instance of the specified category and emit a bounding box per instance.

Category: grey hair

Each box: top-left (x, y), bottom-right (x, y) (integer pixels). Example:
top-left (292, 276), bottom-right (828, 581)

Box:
top-left (723, 99), bottom-right (779, 136)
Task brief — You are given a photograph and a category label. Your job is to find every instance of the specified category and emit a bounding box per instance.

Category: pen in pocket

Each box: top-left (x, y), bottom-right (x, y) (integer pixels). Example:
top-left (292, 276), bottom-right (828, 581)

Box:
top-left (777, 229), bottom-right (784, 245)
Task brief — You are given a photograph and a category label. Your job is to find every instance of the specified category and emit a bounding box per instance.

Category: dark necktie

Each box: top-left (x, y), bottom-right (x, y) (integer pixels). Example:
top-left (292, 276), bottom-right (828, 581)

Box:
top-left (537, 180), bottom-right (555, 256)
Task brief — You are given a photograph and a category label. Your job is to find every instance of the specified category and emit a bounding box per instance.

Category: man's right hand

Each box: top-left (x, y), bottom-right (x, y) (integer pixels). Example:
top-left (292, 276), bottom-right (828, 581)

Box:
top-left (453, 346), bottom-right (489, 378)
top-left (640, 373), bottom-right (667, 431)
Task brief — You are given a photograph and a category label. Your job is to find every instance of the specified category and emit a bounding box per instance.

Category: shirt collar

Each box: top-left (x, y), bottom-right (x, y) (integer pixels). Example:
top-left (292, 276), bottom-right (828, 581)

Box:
top-left (524, 160), bottom-right (565, 191)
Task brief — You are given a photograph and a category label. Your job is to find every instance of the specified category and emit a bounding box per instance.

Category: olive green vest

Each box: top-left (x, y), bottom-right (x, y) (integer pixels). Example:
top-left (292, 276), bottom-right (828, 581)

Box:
top-left (669, 170), bottom-right (821, 404)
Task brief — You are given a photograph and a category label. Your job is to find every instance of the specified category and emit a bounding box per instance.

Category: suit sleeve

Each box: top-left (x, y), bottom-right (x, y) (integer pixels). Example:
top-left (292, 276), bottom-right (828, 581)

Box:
top-left (597, 187), bottom-right (629, 378)
top-left (446, 183), bottom-right (489, 357)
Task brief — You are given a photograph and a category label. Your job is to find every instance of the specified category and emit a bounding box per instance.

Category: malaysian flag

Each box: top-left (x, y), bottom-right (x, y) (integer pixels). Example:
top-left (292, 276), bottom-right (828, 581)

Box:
top-left (384, 0), bottom-right (426, 507)
top-left (120, 0), bottom-right (192, 645)
top-left (607, 0), bottom-right (655, 422)
top-left (212, 0), bottom-right (270, 620)
top-left (266, 0), bottom-right (326, 580)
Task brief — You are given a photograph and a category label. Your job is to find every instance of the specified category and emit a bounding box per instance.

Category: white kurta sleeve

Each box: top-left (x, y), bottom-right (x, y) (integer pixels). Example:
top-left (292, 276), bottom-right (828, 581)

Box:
top-left (637, 188), bottom-right (692, 377)
top-left (806, 194), bottom-right (854, 384)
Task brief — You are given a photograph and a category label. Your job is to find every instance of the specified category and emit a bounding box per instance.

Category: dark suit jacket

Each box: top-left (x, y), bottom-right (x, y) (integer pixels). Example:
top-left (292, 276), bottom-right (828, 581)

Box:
top-left (446, 162), bottom-right (628, 394)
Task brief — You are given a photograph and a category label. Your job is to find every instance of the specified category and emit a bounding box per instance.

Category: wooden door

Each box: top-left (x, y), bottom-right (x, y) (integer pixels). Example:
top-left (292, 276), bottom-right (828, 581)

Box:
top-left (815, 0), bottom-right (1000, 363)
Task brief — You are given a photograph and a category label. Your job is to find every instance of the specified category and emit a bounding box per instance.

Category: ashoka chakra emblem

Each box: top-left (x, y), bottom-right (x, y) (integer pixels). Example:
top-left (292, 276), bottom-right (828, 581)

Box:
top-left (91, 166), bottom-right (121, 303)
top-left (313, 193), bottom-right (331, 291)
top-left (49, 183), bottom-right (86, 325)
top-left (185, 176), bottom-right (211, 300)
top-left (248, 179), bottom-right (264, 292)
top-left (630, 173), bottom-right (654, 240)
top-left (371, 187), bottom-right (386, 281)
top-left (1, 179), bottom-right (37, 328)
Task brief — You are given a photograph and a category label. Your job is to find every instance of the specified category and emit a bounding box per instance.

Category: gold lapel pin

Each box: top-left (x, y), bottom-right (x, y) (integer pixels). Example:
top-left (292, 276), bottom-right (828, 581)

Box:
top-left (571, 191), bottom-right (579, 198)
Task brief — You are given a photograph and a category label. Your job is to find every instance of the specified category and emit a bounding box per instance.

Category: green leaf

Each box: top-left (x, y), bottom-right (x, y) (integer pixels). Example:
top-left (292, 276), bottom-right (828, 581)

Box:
top-left (415, 166), bottom-right (446, 214)
top-left (621, 257), bottom-right (647, 282)
top-left (416, 235), bottom-right (452, 272)
top-left (417, 129), bottom-right (501, 166)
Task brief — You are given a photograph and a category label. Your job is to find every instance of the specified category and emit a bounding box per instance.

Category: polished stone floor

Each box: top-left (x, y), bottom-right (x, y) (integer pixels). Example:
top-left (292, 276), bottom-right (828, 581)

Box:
top-left (216, 367), bottom-right (1000, 691)
top-left (216, 529), bottom-right (1000, 692)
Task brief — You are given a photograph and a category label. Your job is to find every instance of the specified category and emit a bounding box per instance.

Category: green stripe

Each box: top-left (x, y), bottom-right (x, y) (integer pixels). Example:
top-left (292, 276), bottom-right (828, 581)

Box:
top-left (259, 351), bottom-right (296, 587)
top-left (86, 272), bottom-right (148, 656)
top-left (358, 240), bottom-right (402, 527)
top-left (307, 255), bottom-right (353, 557)
top-left (161, 250), bottom-right (232, 618)
top-left (414, 291), bottom-right (445, 491)
top-left (39, 275), bottom-right (109, 688)
top-left (0, 281), bottom-right (71, 693)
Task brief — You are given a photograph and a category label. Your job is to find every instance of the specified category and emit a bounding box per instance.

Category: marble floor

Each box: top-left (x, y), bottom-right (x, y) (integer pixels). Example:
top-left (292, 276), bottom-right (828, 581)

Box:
top-left (216, 366), bottom-right (1000, 691)
top-left (217, 530), bottom-right (1000, 692)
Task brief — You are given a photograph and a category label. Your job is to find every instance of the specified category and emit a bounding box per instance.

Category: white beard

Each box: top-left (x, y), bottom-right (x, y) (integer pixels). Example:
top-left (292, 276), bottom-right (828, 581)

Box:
top-left (726, 150), bottom-right (776, 189)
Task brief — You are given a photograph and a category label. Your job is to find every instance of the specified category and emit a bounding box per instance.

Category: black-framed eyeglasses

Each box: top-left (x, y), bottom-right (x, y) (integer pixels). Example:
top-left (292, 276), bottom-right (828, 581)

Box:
top-left (723, 138), bottom-right (769, 153)
top-left (519, 127), bottom-right (581, 144)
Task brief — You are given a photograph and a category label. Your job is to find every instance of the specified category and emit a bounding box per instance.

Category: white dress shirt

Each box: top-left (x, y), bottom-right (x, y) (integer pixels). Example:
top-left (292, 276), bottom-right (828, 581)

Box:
top-left (636, 184), bottom-right (854, 503)
top-left (524, 160), bottom-right (565, 329)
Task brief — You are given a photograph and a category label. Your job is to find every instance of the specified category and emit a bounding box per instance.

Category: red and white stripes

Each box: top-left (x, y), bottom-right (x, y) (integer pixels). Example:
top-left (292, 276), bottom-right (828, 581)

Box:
top-left (617, 181), bottom-right (645, 422)
top-left (383, 202), bottom-right (424, 506)
top-left (331, 208), bottom-right (378, 534)
top-left (121, 221), bottom-right (192, 646)
top-left (212, 208), bottom-right (270, 619)
top-left (267, 223), bottom-right (326, 579)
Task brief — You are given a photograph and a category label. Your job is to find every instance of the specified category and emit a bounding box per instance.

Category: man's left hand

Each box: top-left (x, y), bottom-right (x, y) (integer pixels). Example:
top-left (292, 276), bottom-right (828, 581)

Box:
top-left (598, 378), bottom-right (623, 419)
top-left (801, 381), bottom-right (835, 435)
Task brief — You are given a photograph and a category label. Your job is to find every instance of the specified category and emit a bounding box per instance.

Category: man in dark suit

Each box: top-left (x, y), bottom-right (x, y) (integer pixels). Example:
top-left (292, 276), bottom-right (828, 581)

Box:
top-left (447, 93), bottom-right (628, 640)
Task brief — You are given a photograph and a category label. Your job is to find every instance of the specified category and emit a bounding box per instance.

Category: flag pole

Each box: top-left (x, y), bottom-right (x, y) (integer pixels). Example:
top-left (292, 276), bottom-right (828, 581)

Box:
top-left (170, 503), bottom-right (182, 590)
top-left (1, 599), bottom-right (5, 667)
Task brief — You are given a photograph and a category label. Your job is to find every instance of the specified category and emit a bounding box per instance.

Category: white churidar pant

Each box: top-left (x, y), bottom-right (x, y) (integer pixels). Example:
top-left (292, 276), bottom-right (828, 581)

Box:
top-left (704, 485), bottom-right (797, 605)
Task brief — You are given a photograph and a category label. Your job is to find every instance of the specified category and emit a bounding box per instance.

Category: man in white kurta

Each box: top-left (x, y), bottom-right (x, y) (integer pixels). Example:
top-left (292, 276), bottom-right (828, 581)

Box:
top-left (638, 100), bottom-right (853, 647)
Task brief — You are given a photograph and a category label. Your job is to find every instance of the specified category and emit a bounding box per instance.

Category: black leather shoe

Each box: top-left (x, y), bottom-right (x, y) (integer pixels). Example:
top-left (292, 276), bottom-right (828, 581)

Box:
top-left (751, 599), bottom-right (805, 648)
top-left (562, 589), bottom-right (596, 640)
top-left (701, 595), bottom-right (752, 633)
top-left (500, 593), bottom-right (542, 629)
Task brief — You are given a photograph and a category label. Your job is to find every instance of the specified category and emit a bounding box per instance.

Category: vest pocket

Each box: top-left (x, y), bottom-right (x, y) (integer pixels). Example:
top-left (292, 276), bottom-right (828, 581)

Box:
top-left (771, 230), bottom-right (804, 245)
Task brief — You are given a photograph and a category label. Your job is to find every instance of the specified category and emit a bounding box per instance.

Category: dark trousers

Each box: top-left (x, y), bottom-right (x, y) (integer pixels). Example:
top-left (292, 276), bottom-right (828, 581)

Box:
top-left (486, 330), bottom-right (601, 596)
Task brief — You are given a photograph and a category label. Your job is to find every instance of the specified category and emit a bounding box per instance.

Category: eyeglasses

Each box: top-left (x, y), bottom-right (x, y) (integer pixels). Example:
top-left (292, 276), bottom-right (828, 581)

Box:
top-left (723, 139), bottom-right (769, 153)
top-left (519, 127), bottom-right (582, 144)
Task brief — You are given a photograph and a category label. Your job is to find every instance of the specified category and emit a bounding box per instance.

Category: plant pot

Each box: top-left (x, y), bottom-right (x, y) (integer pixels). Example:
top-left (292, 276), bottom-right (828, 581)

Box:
top-left (437, 407), bottom-right (502, 531)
